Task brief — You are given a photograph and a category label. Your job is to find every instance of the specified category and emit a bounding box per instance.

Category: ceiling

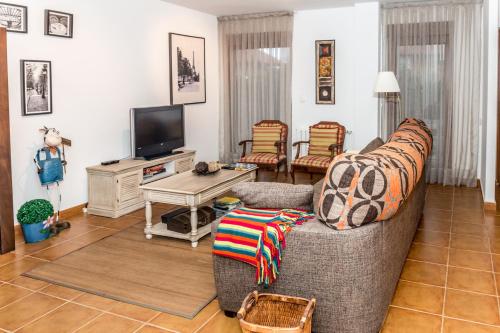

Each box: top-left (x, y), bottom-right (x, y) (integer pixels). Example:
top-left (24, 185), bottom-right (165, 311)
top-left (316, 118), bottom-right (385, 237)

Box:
top-left (161, 0), bottom-right (356, 16)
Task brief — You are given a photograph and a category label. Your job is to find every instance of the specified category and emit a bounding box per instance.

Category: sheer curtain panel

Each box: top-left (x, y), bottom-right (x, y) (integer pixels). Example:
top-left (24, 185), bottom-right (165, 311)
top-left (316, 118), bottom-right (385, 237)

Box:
top-left (218, 12), bottom-right (293, 163)
top-left (379, 1), bottom-right (482, 186)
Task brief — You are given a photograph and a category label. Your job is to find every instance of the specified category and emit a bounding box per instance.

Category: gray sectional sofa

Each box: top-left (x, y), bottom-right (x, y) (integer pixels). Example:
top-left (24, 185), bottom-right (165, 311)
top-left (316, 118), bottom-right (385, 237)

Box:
top-left (211, 139), bottom-right (427, 333)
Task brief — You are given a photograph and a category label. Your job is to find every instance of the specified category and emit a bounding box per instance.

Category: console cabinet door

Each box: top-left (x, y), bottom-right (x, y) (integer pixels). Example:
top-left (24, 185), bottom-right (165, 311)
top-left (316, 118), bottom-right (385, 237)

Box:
top-left (116, 170), bottom-right (143, 208)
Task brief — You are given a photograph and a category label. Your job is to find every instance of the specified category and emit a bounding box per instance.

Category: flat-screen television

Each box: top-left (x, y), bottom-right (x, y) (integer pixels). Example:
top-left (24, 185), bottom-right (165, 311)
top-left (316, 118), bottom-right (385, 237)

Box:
top-left (130, 105), bottom-right (185, 160)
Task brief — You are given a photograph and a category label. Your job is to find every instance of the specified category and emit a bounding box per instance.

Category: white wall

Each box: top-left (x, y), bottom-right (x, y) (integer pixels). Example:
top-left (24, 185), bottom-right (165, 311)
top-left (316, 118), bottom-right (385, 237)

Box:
top-left (480, 0), bottom-right (498, 204)
top-left (7, 0), bottom-right (219, 221)
top-left (292, 3), bottom-right (380, 150)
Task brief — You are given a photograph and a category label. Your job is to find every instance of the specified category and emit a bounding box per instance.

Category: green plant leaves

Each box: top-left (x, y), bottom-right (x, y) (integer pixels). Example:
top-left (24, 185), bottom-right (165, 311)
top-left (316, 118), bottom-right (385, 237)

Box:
top-left (16, 199), bottom-right (54, 225)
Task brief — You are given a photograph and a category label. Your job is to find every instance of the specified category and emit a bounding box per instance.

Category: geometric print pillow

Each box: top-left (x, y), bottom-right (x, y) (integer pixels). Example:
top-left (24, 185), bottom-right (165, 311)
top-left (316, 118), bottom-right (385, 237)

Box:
top-left (318, 118), bottom-right (432, 230)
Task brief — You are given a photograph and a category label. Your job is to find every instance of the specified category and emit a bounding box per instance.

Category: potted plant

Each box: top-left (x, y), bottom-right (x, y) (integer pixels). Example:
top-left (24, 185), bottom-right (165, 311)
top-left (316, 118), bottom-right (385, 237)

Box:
top-left (16, 199), bottom-right (54, 243)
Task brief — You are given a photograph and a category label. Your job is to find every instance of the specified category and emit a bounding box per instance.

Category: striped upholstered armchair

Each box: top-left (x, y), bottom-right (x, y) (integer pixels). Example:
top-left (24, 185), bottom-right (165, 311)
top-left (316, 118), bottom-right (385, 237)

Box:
top-left (239, 120), bottom-right (288, 178)
top-left (291, 121), bottom-right (346, 183)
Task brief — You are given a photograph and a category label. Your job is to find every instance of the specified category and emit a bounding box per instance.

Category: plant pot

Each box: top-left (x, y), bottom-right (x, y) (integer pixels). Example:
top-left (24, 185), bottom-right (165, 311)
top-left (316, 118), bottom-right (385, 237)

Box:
top-left (21, 220), bottom-right (51, 243)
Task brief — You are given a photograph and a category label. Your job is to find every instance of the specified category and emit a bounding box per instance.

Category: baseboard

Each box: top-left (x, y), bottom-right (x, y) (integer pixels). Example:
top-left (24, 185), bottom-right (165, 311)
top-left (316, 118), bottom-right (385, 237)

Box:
top-left (59, 203), bottom-right (87, 219)
top-left (484, 202), bottom-right (497, 212)
top-left (478, 179), bottom-right (497, 212)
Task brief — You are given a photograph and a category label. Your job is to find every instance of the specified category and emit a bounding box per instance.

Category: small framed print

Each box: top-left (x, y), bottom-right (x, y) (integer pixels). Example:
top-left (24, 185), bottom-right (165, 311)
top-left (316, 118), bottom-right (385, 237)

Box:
top-left (169, 33), bottom-right (206, 105)
top-left (0, 2), bottom-right (27, 33)
top-left (45, 9), bottom-right (73, 38)
top-left (21, 60), bottom-right (53, 116)
top-left (316, 40), bottom-right (335, 105)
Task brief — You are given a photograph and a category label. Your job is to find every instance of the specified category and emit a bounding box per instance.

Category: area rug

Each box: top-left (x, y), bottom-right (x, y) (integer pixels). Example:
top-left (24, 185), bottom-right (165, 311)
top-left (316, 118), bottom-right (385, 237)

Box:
top-left (24, 222), bottom-right (216, 319)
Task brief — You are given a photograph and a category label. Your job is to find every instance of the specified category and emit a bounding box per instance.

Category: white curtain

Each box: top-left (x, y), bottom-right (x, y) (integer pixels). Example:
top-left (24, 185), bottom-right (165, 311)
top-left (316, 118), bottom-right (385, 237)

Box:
top-left (379, 1), bottom-right (482, 187)
top-left (218, 12), bottom-right (294, 163)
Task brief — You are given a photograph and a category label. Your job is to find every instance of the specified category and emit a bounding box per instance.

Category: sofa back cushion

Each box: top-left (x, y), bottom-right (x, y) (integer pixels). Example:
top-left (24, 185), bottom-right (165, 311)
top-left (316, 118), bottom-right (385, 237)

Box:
top-left (318, 118), bottom-right (432, 230)
top-left (232, 182), bottom-right (313, 211)
top-left (359, 137), bottom-right (385, 154)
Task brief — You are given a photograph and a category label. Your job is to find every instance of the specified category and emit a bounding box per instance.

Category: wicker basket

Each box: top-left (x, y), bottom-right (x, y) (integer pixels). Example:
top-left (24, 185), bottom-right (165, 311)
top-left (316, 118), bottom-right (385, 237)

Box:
top-left (237, 291), bottom-right (316, 333)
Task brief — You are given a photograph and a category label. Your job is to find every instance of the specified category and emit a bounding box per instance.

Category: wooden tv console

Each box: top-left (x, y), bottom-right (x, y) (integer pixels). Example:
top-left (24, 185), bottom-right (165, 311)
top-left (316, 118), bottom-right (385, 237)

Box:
top-left (86, 150), bottom-right (195, 218)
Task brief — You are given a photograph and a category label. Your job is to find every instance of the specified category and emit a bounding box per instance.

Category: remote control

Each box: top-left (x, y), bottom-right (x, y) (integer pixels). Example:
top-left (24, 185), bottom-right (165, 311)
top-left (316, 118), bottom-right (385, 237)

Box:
top-left (101, 160), bottom-right (120, 166)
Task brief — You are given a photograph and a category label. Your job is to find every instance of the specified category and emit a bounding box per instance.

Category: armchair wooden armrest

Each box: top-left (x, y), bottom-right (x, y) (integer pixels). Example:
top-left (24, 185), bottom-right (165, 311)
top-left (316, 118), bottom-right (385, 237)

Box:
top-left (274, 140), bottom-right (287, 159)
top-left (293, 141), bottom-right (309, 159)
top-left (328, 143), bottom-right (344, 158)
top-left (239, 140), bottom-right (253, 158)
top-left (292, 141), bottom-right (309, 147)
top-left (274, 140), bottom-right (287, 147)
top-left (239, 140), bottom-right (253, 146)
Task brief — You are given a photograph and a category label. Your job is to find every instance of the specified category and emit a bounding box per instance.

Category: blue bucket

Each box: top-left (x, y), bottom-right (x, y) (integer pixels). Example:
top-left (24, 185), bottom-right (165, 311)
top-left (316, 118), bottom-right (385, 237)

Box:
top-left (21, 220), bottom-right (51, 243)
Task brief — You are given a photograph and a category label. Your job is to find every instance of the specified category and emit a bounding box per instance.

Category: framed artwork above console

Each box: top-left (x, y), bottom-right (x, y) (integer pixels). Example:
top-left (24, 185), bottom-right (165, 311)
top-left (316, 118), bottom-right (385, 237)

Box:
top-left (169, 33), bottom-right (206, 105)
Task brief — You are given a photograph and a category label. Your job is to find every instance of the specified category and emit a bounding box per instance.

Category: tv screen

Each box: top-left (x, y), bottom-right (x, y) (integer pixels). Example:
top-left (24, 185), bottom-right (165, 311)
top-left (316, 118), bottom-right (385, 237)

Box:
top-left (130, 105), bottom-right (185, 160)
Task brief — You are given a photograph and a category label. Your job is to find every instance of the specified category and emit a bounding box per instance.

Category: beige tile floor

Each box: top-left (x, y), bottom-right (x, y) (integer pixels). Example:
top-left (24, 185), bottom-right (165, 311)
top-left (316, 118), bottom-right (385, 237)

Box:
top-left (383, 185), bottom-right (500, 333)
top-left (0, 179), bottom-right (499, 332)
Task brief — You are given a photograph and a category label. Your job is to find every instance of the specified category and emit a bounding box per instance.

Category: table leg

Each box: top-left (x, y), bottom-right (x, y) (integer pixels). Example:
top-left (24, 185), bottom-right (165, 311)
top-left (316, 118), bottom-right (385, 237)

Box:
top-left (190, 206), bottom-right (198, 248)
top-left (144, 201), bottom-right (153, 240)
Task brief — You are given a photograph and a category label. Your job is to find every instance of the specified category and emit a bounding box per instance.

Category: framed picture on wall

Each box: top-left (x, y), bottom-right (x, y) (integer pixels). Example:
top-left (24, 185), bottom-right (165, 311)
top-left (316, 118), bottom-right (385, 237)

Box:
top-left (0, 2), bottom-right (27, 33)
top-left (316, 40), bottom-right (335, 105)
top-left (21, 60), bottom-right (53, 116)
top-left (45, 9), bottom-right (73, 38)
top-left (169, 33), bottom-right (206, 105)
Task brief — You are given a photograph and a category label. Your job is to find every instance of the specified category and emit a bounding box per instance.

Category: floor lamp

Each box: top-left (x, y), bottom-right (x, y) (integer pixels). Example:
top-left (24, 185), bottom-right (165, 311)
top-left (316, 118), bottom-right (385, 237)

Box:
top-left (374, 71), bottom-right (401, 135)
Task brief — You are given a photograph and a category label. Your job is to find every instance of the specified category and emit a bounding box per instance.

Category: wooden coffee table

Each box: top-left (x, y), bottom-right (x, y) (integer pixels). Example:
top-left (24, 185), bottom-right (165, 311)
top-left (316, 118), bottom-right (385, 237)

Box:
top-left (139, 168), bottom-right (256, 247)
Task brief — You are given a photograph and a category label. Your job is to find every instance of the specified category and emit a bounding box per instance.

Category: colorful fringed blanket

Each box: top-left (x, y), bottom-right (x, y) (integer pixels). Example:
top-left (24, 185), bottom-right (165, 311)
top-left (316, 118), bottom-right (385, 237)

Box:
top-left (213, 207), bottom-right (314, 286)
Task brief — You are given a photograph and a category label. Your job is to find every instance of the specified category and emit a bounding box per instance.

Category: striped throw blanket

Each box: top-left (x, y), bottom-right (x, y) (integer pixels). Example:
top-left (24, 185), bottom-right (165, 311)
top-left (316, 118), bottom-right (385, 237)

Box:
top-left (213, 207), bottom-right (314, 286)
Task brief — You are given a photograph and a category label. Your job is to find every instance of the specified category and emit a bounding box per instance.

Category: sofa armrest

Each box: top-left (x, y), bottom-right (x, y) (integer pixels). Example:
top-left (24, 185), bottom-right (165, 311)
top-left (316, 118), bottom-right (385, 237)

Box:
top-left (231, 182), bottom-right (313, 211)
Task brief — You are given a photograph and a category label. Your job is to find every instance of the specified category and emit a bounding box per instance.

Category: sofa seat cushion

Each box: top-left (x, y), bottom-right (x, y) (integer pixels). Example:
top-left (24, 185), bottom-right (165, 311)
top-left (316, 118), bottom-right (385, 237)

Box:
top-left (318, 118), bottom-right (432, 230)
top-left (240, 153), bottom-right (286, 165)
top-left (291, 155), bottom-right (331, 168)
top-left (232, 182), bottom-right (313, 211)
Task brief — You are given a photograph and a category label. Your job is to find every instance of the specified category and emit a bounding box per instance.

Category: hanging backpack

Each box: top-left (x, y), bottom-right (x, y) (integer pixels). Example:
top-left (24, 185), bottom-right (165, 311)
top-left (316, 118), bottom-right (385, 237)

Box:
top-left (35, 147), bottom-right (64, 186)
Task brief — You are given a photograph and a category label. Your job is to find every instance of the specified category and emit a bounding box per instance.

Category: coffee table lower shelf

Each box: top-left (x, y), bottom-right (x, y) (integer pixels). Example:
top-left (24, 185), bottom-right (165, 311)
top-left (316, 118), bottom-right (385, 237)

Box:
top-left (146, 222), bottom-right (212, 246)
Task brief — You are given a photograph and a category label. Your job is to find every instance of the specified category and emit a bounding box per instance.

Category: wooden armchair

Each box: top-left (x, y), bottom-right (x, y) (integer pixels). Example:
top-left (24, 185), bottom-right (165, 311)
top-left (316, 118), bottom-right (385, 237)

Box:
top-left (291, 121), bottom-right (346, 183)
top-left (239, 120), bottom-right (288, 178)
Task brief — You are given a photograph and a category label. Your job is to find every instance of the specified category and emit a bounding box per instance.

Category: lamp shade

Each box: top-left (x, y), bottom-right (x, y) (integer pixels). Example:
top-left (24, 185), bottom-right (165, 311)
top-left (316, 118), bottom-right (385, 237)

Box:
top-left (374, 71), bottom-right (400, 93)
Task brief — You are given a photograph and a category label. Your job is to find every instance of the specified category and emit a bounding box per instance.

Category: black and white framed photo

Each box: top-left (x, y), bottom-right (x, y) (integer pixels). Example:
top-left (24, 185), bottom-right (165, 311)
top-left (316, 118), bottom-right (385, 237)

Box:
top-left (169, 33), bottom-right (206, 105)
top-left (45, 9), bottom-right (73, 38)
top-left (0, 2), bottom-right (27, 33)
top-left (21, 60), bottom-right (53, 116)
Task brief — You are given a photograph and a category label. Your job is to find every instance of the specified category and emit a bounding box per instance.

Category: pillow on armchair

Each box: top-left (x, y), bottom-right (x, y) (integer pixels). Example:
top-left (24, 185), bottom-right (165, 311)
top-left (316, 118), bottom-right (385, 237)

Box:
top-left (231, 182), bottom-right (313, 211)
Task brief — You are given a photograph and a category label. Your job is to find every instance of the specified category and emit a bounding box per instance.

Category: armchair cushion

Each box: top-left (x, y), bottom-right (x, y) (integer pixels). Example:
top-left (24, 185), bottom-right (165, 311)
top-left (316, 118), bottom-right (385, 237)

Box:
top-left (251, 126), bottom-right (281, 154)
top-left (240, 153), bottom-right (286, 165)
top-left (231, 182), bottom-right (314, 211)
top-left (291, 155), bottom-right (331, 168)
top-left (309, 126), bottom-right (343, 157)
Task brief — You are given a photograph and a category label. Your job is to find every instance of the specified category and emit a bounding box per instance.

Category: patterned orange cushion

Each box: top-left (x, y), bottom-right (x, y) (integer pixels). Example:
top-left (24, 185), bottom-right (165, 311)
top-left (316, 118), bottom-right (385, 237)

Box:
top-left (317, 118), bottom-right (432, 230)
top-left (252, 126), bottom-right (281, 154)
top-left (308, 127), bottom-right (339, 156)
top-left (240, 153), bottom-right (286, 164)
top-left (291, 155), bottom-right (331, 168)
